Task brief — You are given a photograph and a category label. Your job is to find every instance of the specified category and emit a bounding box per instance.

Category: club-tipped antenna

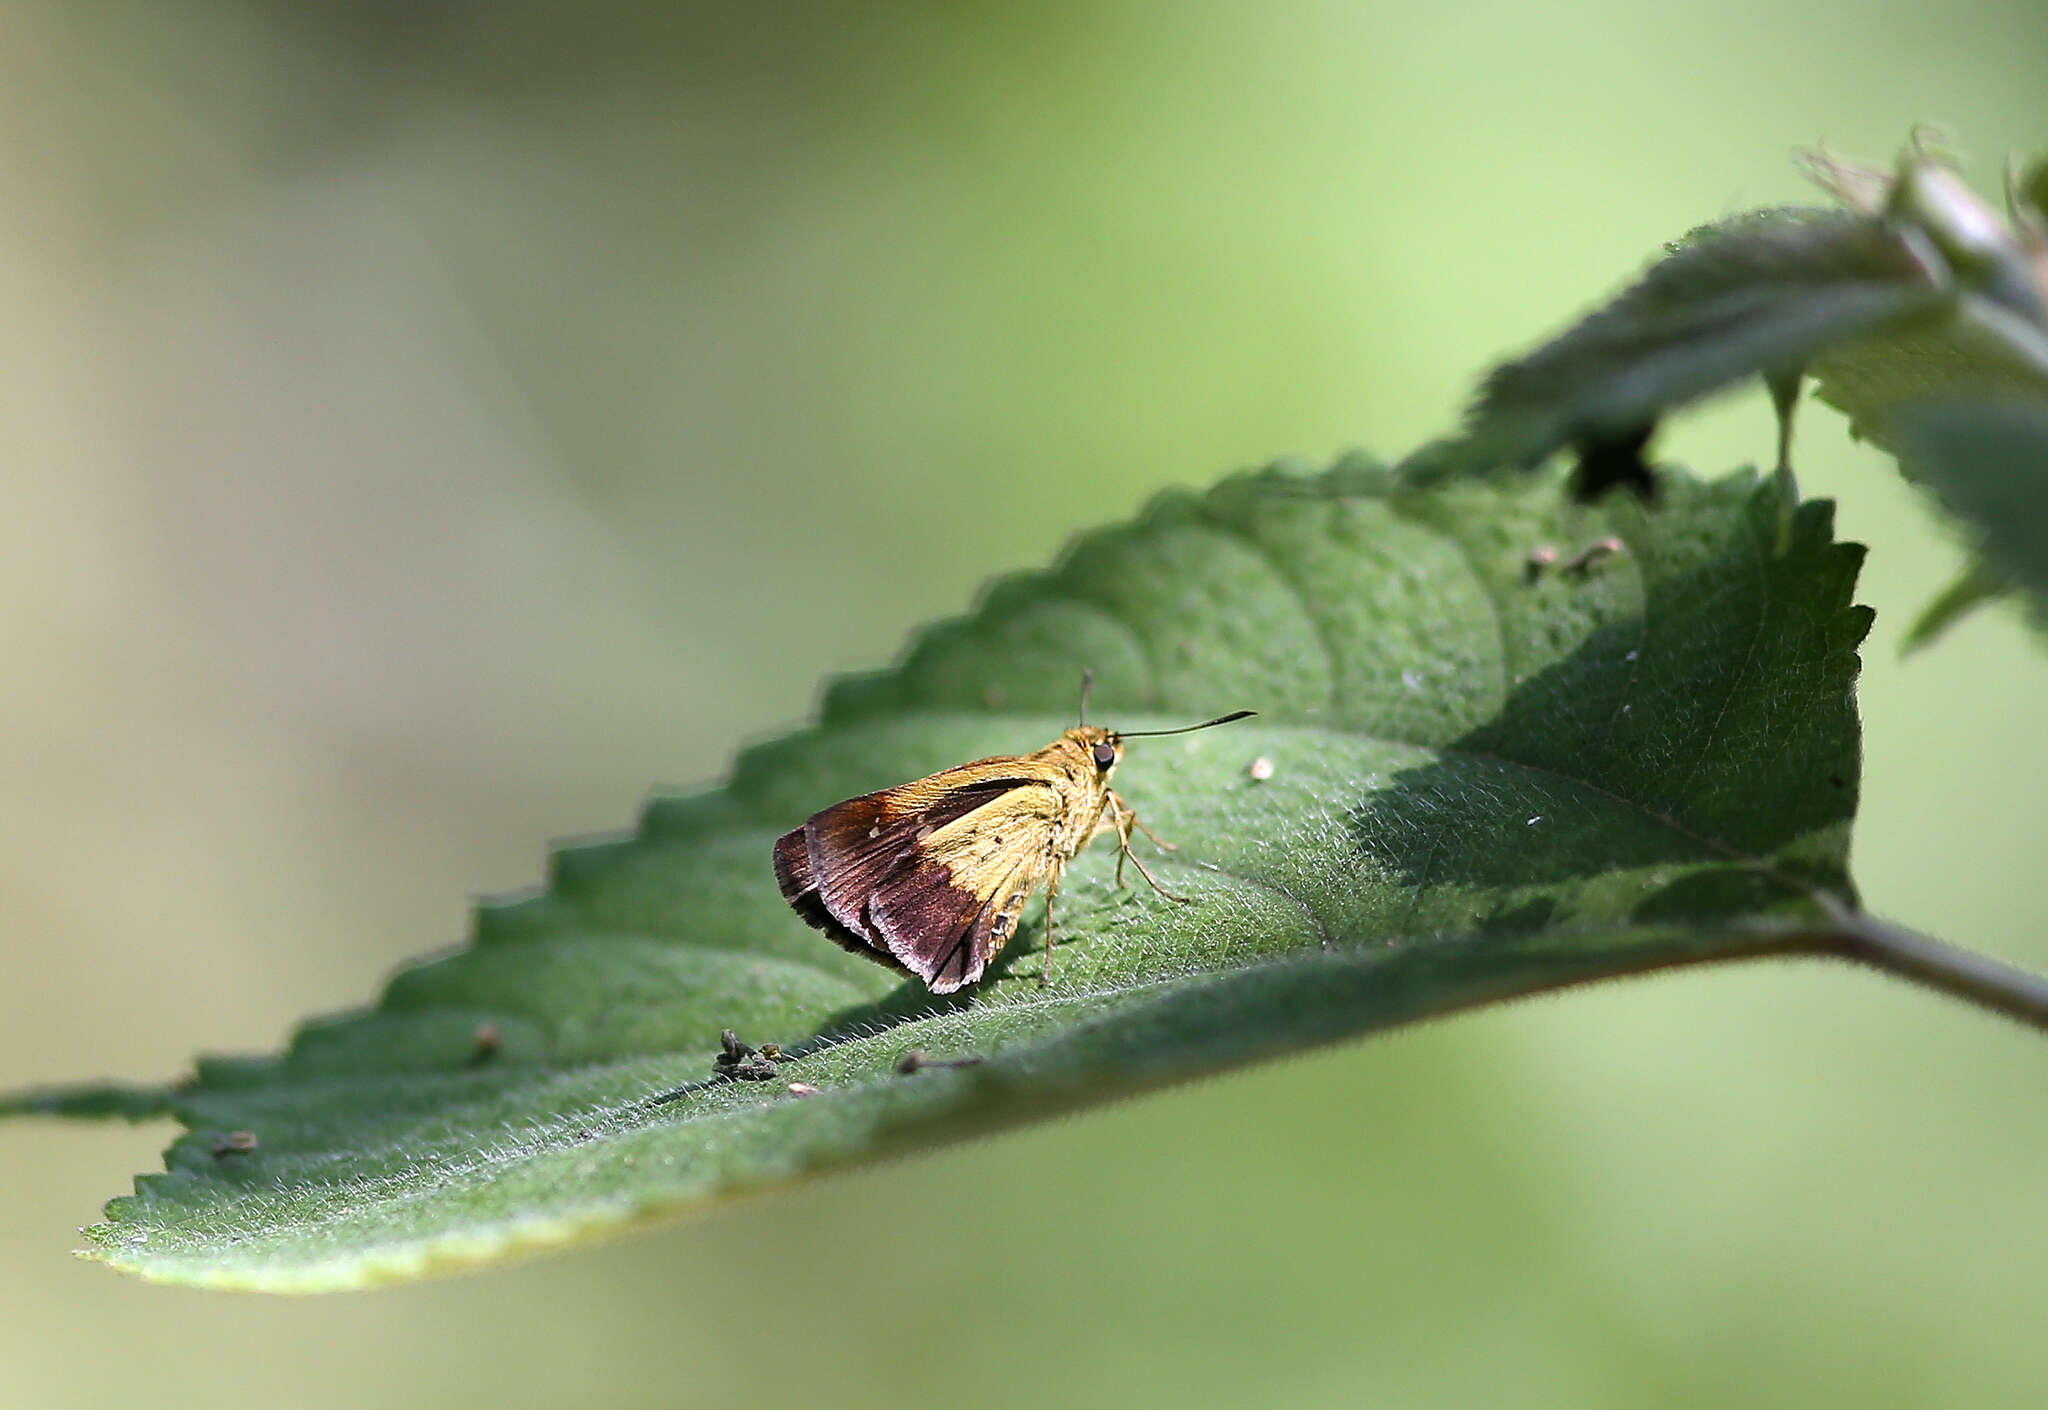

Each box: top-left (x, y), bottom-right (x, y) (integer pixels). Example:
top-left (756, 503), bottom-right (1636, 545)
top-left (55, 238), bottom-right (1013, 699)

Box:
top-left (1118, 709), bottom-right (1256, 738)
top-left (1078, 668), bottom-right (1094, 726)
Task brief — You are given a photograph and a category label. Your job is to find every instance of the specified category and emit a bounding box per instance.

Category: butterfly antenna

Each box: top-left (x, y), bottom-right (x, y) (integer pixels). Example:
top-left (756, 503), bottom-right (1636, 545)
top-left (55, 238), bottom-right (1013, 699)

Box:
top-left (1118, 710), bottom-right (1256, 738)
top-left (1077, 668), bottom-right (1094, 727)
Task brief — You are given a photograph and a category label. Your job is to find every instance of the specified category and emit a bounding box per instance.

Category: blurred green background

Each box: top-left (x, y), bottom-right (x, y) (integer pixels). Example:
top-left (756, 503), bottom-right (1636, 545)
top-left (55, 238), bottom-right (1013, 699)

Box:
top-left (4, 2), bottom-right (2045, 1405)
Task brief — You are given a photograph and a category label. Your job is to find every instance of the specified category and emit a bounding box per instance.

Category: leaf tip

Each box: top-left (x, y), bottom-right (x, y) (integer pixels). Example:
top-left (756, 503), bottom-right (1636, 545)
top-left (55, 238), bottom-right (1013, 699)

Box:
top-left (0, 1081), bottom-right (182, 1123)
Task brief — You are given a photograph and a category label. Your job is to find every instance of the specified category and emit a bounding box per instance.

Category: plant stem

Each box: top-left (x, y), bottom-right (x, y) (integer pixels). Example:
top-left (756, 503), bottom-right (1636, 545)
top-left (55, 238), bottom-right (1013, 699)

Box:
top-left (1805, 904), bottom-right (2048, 1031)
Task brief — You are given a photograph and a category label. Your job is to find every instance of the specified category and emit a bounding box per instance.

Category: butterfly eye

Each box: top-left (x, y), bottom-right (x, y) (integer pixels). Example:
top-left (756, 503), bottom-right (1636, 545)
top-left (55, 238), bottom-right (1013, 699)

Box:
top-left (1092, 741), bottom-right (1117, 770)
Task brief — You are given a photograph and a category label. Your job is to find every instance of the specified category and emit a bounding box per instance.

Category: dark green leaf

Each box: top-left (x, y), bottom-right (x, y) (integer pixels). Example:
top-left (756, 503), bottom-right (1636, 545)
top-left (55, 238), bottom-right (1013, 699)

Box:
top-left (1893, 399), bottom-right (2048, 621)
top-left (5, 458), bottom-right (1871, 1290)
top-left (1431, 208), bottom-right (1950, 478)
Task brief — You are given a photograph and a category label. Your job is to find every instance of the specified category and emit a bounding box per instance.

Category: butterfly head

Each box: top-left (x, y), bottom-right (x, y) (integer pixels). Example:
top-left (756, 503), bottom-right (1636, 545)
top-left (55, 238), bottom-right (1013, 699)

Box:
top-left (1070, 670), bottom-right (1255, 777)
top-left (1064, 725), bottom-right (1124, 776)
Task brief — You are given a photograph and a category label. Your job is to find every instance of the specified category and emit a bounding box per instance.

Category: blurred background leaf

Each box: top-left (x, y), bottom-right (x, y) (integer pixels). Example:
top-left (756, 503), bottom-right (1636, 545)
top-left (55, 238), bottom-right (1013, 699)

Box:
top-left (1899, 554), bottom-right (2014, 652)
top-left (3, 1), bottom-right (2046, 1406)
top-left (1431, 142), bottom-right (2048, 627)
top-left (1893, 399), bottom-right (2048, 620)
top-left (1439, 206), bottom-right (1952, 489)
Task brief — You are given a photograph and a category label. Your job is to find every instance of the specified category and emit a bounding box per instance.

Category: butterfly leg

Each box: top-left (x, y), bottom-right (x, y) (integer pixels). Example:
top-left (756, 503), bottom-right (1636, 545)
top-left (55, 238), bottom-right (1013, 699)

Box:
top-left (1108, 793), bottom-right (1189, 904)
top-left (1130, 809), bottom-right (1178, 855)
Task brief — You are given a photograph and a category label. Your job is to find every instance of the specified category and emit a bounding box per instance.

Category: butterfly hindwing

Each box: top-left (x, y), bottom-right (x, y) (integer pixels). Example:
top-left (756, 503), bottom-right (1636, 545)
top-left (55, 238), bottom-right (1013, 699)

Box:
top-left (867, 787), bottom-right (1064, 990)
top-left (772, 758), bottom-right (1065, 986)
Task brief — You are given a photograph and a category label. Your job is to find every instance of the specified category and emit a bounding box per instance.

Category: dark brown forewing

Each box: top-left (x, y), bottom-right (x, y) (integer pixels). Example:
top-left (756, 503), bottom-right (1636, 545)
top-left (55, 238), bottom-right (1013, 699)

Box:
top-left (773, 827), bottom-right (904, 972)
top-left (803, 777), bottom-right (1029, 945)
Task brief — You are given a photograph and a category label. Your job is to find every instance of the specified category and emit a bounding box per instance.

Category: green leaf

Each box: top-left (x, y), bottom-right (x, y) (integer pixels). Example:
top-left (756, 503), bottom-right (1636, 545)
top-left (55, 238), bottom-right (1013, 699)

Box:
top-left (1798, 149), bottom-right (2048, 453)
top-left (1898, 556), bottom-right (2014, 655)
top-left (6, 457), bottom-right (1872, 1291)
top-left (2022, 156), bottom-right (2048, 232)
top-left (0, 1082), bottom-right (179, 1122)
top-left (1427, 207), bottom-right (1951, 480)
top-left (1892, 398), bottom-right (2048, 623)
top-left (1810, 306), bottom-right (2048, 454)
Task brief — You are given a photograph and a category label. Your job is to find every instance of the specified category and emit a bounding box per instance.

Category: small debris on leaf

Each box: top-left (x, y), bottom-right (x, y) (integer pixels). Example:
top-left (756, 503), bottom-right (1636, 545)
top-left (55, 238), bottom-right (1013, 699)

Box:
top-left (211, 1130), bottom-right (259, 1158)
top-left (713, 1029), bottom-right (784, 1082)
top-left (1564, 536), bottom-right (1626, 576)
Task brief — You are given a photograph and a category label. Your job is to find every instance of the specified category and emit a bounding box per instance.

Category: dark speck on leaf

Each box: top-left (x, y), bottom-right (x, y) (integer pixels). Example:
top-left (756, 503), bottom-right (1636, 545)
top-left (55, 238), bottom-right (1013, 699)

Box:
top-left (898, 1049), bottom-right (984, 1075)
top-left (1570, 424), bottom-right (1658, 502)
